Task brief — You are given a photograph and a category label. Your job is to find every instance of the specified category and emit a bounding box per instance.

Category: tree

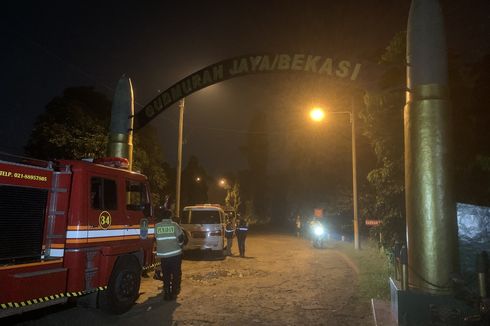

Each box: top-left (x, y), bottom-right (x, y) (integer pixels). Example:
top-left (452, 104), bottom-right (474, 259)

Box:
top-left (451, 54), bottom-right (490, 205)
top-left (133, 125), bottom-right (168, 205)
top-left (225, 182), bottom-right (241, 213)
top-left (25, 87), bottom-right (110, 159)
top-left (25, 86), bottom-right (169, 204)
top-left (358, 32), bottom-right (406, 245)
top-left (161, 162), bottom-right (176, 205)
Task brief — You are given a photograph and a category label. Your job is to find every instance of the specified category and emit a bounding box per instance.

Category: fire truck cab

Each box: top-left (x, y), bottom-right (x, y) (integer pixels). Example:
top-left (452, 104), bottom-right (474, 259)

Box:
top-left (0, 153), bottom-right (155, 317)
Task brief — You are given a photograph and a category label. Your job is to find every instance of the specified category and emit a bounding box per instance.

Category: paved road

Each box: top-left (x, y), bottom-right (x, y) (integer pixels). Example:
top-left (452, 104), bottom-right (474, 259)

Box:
top-left (6, 233), bottom-right (372, 326)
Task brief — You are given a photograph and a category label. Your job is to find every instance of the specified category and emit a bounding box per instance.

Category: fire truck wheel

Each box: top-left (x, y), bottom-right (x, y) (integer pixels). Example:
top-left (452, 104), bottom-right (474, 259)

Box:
top-left (99, 255), bottom-right (142, 314)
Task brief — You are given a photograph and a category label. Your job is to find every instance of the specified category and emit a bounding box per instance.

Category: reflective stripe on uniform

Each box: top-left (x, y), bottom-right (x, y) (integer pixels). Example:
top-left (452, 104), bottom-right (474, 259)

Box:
top-left (156, 249), bottom-right (182, 257)
top-left (156, 236), bottom-right (177, 240)
top-left (238, 227), bottom-right (248, 231)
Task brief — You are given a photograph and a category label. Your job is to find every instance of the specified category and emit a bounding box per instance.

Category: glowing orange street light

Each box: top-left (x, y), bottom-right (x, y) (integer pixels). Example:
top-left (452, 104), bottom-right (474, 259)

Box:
top-left (309, 107), bottom-right (325, 122)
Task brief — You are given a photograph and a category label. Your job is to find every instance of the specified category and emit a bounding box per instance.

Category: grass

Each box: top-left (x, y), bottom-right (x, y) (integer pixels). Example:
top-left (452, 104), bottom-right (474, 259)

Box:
top-left (336, 239), bottom-right (393, 300)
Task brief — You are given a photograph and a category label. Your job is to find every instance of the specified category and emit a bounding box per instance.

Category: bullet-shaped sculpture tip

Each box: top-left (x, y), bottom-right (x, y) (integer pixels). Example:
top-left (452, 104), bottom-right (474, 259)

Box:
top-left (110, 75), bottom-right (134, 134)
top-left (407, 0), bottom-right (448, 88)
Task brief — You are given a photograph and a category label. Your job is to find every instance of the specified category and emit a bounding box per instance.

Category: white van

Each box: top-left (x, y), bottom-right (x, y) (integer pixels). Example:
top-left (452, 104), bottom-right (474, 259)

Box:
top-left (180, 204), bottom-right (226, 258)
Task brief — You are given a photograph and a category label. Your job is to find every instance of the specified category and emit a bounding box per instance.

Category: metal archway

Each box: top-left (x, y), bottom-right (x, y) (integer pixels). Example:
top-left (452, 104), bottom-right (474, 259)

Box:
top-left (134, 53), bottom-right (376, 130)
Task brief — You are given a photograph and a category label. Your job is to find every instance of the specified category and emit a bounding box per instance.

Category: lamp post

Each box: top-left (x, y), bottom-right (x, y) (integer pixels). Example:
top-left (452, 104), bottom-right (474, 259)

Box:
top-left (309, 100), bottom-right (360, 250)
top-left (175, 98), bottom-right (185, 218)
top-left (350, 99), bottom-right (360, 250)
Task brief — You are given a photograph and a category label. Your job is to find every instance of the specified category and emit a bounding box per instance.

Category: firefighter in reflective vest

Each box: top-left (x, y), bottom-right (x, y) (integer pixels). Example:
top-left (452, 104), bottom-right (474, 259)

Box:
top-left (224, 218), bottom-right (235, 256)
top-left (155, 208), bottom-right (185, 301)
top-left (236, 215), bottom-right (248, 258)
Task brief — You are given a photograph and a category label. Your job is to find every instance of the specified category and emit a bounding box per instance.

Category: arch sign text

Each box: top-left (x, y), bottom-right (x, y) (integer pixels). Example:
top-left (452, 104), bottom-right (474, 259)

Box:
top-left (136, 53), bottom-right (363, 129)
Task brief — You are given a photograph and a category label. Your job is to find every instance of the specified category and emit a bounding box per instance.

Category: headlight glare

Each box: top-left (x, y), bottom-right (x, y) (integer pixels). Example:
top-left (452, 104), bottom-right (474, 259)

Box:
top-left (313, 225), bottom-right (324, 236)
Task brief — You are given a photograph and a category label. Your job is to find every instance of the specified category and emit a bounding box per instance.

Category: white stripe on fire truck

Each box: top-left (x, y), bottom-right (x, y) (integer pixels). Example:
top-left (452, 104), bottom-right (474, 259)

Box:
top-left (67, 229), bottom-right (123, 238)
top-left (66, 228), bottom-right (154, 239)
top-left (48, 249), bottom-right (64, 257)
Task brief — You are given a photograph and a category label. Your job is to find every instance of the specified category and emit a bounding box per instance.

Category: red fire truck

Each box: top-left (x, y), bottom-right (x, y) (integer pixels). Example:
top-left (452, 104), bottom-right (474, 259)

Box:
top-left (0, 153), bottom-right (156, 317)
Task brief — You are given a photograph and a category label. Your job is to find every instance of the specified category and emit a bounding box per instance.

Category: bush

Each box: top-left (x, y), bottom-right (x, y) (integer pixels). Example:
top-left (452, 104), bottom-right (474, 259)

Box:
top-left (337, 239), bottom-right (393, 300)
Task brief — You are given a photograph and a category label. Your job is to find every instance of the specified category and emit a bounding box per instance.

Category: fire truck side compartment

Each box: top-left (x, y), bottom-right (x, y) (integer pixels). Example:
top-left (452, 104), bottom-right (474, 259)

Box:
top-left (0, 185), bottom-right (48, 264)
top-left (9, 267), bottom-right (68, 302)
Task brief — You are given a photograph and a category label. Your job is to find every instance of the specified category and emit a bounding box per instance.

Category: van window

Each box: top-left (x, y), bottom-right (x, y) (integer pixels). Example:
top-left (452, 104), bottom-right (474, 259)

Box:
top-left (186, 210), bottom-right (221, 224)
top-left (91, 177), bottom-right (117, 210)
top-left (126, 180), bottom-right (149, 210)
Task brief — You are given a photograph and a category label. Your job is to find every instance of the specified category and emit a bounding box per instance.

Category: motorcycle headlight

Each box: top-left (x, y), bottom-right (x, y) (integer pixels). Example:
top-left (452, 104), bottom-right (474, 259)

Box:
top-left (313, 225), bottom-right (324, 236)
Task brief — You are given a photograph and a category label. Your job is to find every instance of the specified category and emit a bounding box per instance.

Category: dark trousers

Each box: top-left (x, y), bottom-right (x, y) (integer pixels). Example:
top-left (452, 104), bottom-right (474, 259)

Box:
top-left (237, 233), bottom-right (247, 257)
top-left (226, 237), bottom-right (233, 255)
top-left (161, 254), bottom-right (182, 294)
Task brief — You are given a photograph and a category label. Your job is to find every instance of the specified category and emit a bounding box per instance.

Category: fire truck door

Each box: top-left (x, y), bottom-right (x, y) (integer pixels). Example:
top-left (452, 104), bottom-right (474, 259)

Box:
top-left (88, 176), bottom-right (120, 240)
top-left (124, 180), bottom-right (150, 240)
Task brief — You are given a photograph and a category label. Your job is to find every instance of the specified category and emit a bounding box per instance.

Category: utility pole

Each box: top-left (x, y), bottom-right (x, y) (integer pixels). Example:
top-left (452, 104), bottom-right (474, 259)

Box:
top-left (175, 98), bottom-right (185, 218)
top-left (351, 97), bottom-right (360, 250)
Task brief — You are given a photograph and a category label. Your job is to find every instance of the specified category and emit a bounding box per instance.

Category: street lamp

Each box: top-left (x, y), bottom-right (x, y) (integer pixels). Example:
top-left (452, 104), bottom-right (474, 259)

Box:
top-left (309, 100), bottom-right (360, 250)
top-left (310, 107), bottom-right (326, 122)
top-left (219, 178), bottom-right (229, 189)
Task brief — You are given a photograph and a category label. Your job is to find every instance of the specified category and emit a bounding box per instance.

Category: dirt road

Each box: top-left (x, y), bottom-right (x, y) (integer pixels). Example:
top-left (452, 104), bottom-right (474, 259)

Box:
top-left (7, 232), bottom-right (373, 326)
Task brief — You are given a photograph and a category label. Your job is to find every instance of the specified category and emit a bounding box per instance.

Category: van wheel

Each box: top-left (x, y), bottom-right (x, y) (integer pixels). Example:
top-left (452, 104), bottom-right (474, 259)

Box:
top-left (212, 250), bottom-right (225, 260)
top-left (99, 255), bottom-right (141, 314)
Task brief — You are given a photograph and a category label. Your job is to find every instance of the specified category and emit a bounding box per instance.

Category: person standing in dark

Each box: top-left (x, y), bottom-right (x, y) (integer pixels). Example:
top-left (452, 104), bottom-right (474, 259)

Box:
top-left (235, 215), bottom-right (248, 258)
top-left (295, 215), bottom-right (302, 238)
top-left (224, 218), bottom-right (235, 256)
top-left (155, 207), bottom-right (185, 301)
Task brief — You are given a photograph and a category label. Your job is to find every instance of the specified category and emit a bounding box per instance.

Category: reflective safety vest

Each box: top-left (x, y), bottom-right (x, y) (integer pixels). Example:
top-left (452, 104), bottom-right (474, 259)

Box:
top-left (236, 220), bottom-right (248, 235)
top-left (225, 223), bottom-right (235, 238)
top-left (155, 219), bottom-right (184, 258)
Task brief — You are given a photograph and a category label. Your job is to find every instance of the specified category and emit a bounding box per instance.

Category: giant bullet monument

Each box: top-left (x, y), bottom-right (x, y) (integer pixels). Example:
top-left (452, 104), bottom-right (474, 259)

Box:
top-left (384, 0), bottom-right (477, 324)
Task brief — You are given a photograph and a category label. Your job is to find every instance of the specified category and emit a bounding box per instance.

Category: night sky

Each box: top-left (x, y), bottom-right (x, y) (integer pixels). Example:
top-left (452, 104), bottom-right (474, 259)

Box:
top-left (2, 0), bottom-right (489, 176)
